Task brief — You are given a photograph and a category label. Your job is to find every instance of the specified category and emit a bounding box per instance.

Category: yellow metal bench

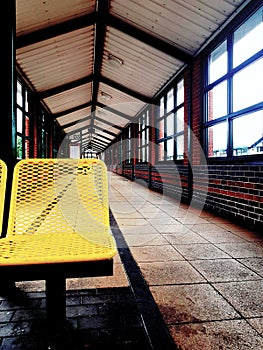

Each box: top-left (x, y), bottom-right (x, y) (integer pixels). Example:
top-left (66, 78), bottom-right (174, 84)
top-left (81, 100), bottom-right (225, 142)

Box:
top-left (0, 158), bottom-right (117, 326)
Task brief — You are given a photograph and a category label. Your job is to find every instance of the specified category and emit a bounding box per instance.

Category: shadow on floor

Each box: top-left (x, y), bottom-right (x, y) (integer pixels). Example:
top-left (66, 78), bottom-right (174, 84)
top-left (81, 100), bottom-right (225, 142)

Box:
top-left (0, 286), bottom-right (152, 350)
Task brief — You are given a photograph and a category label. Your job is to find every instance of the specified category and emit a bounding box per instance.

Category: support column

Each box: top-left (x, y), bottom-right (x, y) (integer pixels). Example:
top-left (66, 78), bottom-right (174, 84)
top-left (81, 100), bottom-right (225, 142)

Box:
top-left (46, 276), bottom-right (66, 329)
top-left (0, 0), bottom-right (16, 237)
top-left (0, 0), bottom-right (16, 164)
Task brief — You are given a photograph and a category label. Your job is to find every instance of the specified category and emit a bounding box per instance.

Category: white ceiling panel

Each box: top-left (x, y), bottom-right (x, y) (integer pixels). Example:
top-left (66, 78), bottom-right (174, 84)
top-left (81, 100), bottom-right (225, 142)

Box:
top-left (16, 0), bottom-right (96, 36)
top-left (102, 27), bottom-right (184, 97)
top-left (43, 83), bottom-right (92, 114)
top-left (63, 118), bottom-right (91, 134)
top-left (110, 0), bottom-right (247, 54)
top-left (56, 107), bottom-right (91, 126)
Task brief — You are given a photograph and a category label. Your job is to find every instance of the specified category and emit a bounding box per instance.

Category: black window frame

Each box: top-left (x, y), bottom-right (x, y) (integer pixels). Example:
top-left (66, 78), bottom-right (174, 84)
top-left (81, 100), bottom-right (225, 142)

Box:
top-left (203, 4), bottom-right (263, 162)
top-left (156, 78), bottom-right (185, 162)
top-left (16, 78), bottom-right (33, 159)
top-left (137, 108), bottom-right (150, 163)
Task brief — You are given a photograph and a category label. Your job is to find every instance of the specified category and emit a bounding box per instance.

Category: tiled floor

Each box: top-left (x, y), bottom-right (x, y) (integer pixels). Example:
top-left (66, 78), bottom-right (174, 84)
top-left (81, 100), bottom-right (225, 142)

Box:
top-left (108, 172), bottom-right (263, 350)
top-left (0, 172), bottom-right (262, 349)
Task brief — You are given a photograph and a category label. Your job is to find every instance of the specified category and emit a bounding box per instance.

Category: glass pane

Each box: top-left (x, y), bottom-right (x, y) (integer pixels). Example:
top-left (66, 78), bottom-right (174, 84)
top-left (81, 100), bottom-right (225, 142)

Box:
top-left (138, 117), bottom-right (142, 132)
top-left (146, 110), bottom-right (149, 125)
top-left (177, 79), bottom-right (184, 106)
top-left (207, 122), bottom-right (227, 157)
top-left (233, 110), bottom-right (263, 156)
top-left (166, 113), bottom-right (174, 137)
top-left (16, 109), bottom-right (23, 133)
top-left (17, 81), bottom-right (23, 107)
top-left (25, 116), bottom-right (30, 137)
top-left (158, 119), bottom-right (164, 140)
top-left (176, 107), bottom-right (184, 133)
top-left (25, 139), bottom-right (30, 158)
top-left (16, 135), bottom-right (23, 159)
top-left (207, 80), bottom-right (228, 120)
top-left (69, 144), bottom-right (80, 159)
top-left (142, 113), bottom-right (146, 128)
top-left (145, 144), bottom-right (149, 162)
top-left (208, 41), bottom-right (227, 84)
top-left (167, 138), bottom-right (174, 160)
top-left (142, 132), bottom-right (145, 146)
top-left (176, 135), bottom-right (184, 160)
top-left (158, 142), bottom-right (165, 161)
top-left (42, 129), bottom-right (45, 143)
top-left (233, 58), bottom-right (263, 112)
top-left (145, 128), bottom-right (149, 142)
top-left (159, 97), bottom-right (164, 117)
top-left (141, 146), bottom-right (145, 162)
top-left (167, 88), bottom-right (174, 112)
top-left (25, 90), bottom-right (29, 112)
top-left (233, 8), bottom-right (263, 67)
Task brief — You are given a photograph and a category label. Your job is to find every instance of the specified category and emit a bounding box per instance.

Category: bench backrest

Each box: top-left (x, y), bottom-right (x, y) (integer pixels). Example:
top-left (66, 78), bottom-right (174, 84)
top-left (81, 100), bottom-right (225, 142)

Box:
top-left (7, 158), bottom-right (111, 241)
top-left (0, 160), bottom-right (7, 234)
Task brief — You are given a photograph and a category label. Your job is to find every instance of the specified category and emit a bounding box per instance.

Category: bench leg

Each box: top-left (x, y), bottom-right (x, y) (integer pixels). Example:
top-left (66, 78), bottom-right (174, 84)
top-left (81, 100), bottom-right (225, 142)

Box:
top-left (45, 276), bottom-right (66, 328)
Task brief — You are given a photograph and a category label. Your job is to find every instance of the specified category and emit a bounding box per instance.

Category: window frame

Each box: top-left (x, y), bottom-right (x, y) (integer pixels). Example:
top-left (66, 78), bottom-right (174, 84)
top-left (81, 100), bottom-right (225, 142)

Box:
top-left (16, 79), bottom-right (33, 159)
top-left (156, 78), bottom-right (185, 162)
top-left (39, 109), bottom-right (51, 158)
top-left (137, 109), bottom-right (150, 163)
top-left (124, 125), bottom-right (132, 164)
top-left (203, 4), bottom-right (263, 162)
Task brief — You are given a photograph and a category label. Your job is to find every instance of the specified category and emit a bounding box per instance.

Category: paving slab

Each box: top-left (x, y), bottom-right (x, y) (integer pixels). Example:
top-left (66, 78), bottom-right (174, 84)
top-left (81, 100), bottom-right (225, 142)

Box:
top-left (174, 243), bottom-right (231, 260)
top-left (190, 259), bottom-right (262, 282)
top-left (150, 284), bottom-right (240, 323)
top-left (215, 242), bottom-right (263, 258)
top-left (138, 261), bottom-right (206, 285)
top-left (130, 245), bottom-right (184, 262)
top-left (212, 280), bottom-right (263, 318)
top-left (162, 232), bottom-right (208, 245)
top-left (168, 320), bottom-right (263, 350)
top-left (237, 257), bottom-right (263, 277)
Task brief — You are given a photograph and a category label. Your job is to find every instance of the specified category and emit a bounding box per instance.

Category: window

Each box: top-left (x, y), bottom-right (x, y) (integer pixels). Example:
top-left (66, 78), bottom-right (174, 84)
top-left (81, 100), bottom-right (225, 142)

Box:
top-left (40, 110), bottom-right (50, 158)
top-left (16, 80), bottom-right (32, 159)
top-left (204, 6), bottom-right (263, 158)
top-left (52, 123), bottom-right (60, 158)
top-left (138, 110), bottom-right (150, 162)
top-left (69, 144), bottom-right (80, 158)
top-left (118, 135), bottom-right (123, 164)
top-left (157, 79), bottom-right (184, 161)
top-left (125, 125), bottom-right (132, 163)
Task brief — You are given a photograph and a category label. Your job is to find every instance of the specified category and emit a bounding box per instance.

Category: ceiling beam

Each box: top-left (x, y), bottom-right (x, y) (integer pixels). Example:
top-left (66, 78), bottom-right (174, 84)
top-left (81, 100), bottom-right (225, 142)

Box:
top-left (106, 14), bottom-right (192, 64)
top-left (82, 140), bottom-right (105, 149)
top-left (39, 75), bottom-right (93, 99)
top-left (94, 134), bottom-right (113, 142)
top-left (91, 145), bottom-right (105, 152)
top-left (91, 0), bottom-right (110, 116)
top-left (100, 76), bottom-right (151, 103)
top-left (94, 116), bottom-right (123, 131)
top-left (96, 102), bottom-right (134, 121)
top-left (92, 138), bottom-right (109, 148)
top-left (94, 125), bottom-right (118, 138)
top-left (93, 137), bottom-right (109, 147)
top-left (60, 116), bottom-right (91, 130)
top-left (53, 103), bottom-right (92, 119)
top-left (17, 12), bottom-right (97, 48)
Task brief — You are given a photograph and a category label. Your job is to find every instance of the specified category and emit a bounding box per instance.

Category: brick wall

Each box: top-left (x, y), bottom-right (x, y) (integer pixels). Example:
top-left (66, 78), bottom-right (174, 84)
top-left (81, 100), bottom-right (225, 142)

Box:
top-left (192, 164), bottom-right (263, 230)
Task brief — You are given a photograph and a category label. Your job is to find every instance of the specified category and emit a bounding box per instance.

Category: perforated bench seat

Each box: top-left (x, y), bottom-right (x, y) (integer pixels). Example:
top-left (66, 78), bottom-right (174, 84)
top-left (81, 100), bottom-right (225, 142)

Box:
top-left (0, 158), bottom-right (117, 327)
top-left (0, 232), bottom-right (116, 265)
